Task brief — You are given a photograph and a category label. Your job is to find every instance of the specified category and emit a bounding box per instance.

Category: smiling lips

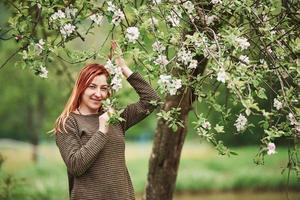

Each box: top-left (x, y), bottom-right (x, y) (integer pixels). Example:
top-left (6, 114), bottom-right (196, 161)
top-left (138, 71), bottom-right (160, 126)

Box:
top-left (91, 98), bottom-right (101, 103)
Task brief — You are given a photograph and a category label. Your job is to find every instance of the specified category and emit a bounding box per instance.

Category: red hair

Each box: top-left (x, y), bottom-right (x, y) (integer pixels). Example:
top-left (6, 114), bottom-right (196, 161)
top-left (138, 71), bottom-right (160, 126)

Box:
top-left (54, 63), bottom-right (110, 133)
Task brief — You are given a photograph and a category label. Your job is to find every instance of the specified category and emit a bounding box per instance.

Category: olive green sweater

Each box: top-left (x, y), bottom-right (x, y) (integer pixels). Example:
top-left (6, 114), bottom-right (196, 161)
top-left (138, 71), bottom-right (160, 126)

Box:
top-left (55, 72), bottom-right (160, 200)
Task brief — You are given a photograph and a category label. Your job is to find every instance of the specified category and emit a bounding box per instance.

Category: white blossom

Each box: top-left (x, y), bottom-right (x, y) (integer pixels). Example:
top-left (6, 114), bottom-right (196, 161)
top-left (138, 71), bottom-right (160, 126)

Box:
top-left (22, 50), bottom-right (28, 60)
top-left (234, 114), bottom-right (247, 132)
top-left (112, 9), bottom-right (125, 26)
top-left (203, 121), bottom-right (211, 130)
top-left (267, 142), bottom-right (276, 155)
top-left (183, 1), bottom-right (195, 14)
top-left (111, 75), bottom-right (122, 91)
top-left (152, 41), bottom-right (166, 53)
top-left (90, 13), bottom-right (104, 25)
top-left (60, 23), bottom-right (76, 38)
top-left (50, 10), bottom-right (66, 21)
top-left (188, 59), bottom-right (198, 69)
top-left (39, 66), bottom-right (48, 79)
top-left (235, 37), bottom-right (250, 50)
top-left (239, 55), bottom-right (250, 65)
top-left (126, 27), bottom-right (140, 43)
top-left (217, 68), bottom-right (227, 83)
top-left (158, 75), bottom-right (182, 95)
top-left (177, 48), bottom-right (193, 66)
top-left (154, 55), bottom-right (169, 67)
top-left (166, 8), bottom-right (181, 27)
top-left (273, 98), bottom-right (283, 110)
top-left (295, 124), bottom-right (300, 133)
top-left (157, 74), bottom-right (171, 85)
top-left (152, 0), bottom-right (162, 4)
top-left (104, 59), bottom-right (123, 91)
top-left (205, 15), bottom-right (217, 25)
top-left (169, 79), bottom-right (182, 95)
top-left (34, 39), bottom-right (45, 55)
top-left (267, 46), bottom-right (273, 53)
top-left (288, 113), bottom-right (297, 126)
top-left (107, 1), bottom-right (117, 12)
top-left (65, 6), bottom-right (77, 18)
top-left (211, 0), bottom-right (222, 4)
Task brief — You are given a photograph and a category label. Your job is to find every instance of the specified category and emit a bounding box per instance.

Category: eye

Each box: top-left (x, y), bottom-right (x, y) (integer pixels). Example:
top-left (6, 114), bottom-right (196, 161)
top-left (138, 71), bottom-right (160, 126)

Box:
top-left (101, 87), bottom-right (108, 92)
top-left (88, 85), bottom-right (96, 89)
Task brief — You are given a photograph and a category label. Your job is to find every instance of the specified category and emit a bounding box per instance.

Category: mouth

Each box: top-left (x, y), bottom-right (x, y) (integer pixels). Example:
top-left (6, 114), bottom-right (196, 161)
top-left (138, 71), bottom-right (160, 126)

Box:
top-left (91, 98), bottom-right (102, 103)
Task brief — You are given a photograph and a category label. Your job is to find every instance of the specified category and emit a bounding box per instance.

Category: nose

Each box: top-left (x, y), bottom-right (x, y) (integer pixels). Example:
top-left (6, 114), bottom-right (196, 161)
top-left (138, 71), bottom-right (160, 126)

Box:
top-left (94, 88), bottom-right (102, 98)
top-left (94, 88), bottom-right (105, 99)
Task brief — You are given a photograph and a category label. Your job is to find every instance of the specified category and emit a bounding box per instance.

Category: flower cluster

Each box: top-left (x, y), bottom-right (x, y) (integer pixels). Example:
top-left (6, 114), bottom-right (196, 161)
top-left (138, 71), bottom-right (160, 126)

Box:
top-left (188, 59), bottom-right (198, 69)
top-left (22, 39), bottom-right (45, 59)
top-left (49, 6), bottom-right (78, 39)
top-left (234, 114), bottom-right (248, 132)
top-left (50, 10), bottom-right (66, 21)
top-left (267, 142), bottom-right (276, 155)
top-left (158, 74), bottom-right (182, 95)
top-left (152, 41), bottom-right (166, 53)
top-left (166, 7), bottom-right (182, 27)
top-left (60, 23), bottom-right (76, 38)
top-left (34, 39), bottom-right (45, 55)
top-left (154, 55), bottom-right (169, 67)
top-left (235, 37), bottom-right (250, 50)
top-left (90, 13), bottom-right (104, 25)
top-left (273, 98), bottom-right (283, 110)
top-left (177, 48), bottom-right (194, 66)
top-left (38, 65), bottom-right (48, 79)
top-left (205, 15), bottom-right (217, 25)
top-left (288, 113), bottom-right (300, 134)
top-left (125, 27), bottom-right (140, 43)
top-left (104, 59), bottom-right (123, 91)
top-left (217, 68), bottom-right (228, 83)
top-left (211, 0), bottom-right (222, 4)
top-left (182, 1), bottom-right (195, 14)
top-left (202, 121), bottom-right (212, 130)
top-left (239, 55), bottom-right (250, 65)
top-left (152, 0), bottom-right (162, 4)
top-left (107, 1), bottom-right (125, 26)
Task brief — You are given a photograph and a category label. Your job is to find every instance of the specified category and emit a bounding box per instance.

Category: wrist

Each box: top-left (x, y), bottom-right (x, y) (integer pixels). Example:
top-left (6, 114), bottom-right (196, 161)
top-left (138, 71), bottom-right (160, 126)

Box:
top-left (121, 66), bottom-right (133, 78)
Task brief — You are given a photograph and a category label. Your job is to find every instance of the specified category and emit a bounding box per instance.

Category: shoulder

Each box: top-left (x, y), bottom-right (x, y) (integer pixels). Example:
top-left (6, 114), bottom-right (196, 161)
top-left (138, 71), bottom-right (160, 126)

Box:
top-left (56, 114), bottom-right (79, 134)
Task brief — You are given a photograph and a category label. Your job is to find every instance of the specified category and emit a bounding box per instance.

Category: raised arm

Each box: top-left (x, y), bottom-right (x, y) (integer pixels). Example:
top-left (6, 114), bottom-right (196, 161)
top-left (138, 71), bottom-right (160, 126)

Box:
top-left (120, 71), bottom-right (160, 131)
top-left (112, 43), bottom-right (160, 132)
top-left (55, 116), bottom-right (109, 176)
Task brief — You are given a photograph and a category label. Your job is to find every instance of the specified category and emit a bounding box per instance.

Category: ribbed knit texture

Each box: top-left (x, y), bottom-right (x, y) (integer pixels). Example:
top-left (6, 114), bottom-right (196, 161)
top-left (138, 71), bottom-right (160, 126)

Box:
top-left (55, 72), bottom-right (160, 200)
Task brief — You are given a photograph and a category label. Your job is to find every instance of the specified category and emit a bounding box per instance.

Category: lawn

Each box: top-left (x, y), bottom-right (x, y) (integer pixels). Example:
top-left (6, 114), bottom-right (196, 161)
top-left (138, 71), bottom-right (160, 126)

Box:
top-left (0, 139), bottom-right (299, 200)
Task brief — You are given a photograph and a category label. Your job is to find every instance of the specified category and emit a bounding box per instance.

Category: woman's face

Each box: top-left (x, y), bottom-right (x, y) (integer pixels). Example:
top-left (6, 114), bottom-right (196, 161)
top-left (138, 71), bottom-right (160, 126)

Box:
top-left (80, 74), bottom-right (109, 113)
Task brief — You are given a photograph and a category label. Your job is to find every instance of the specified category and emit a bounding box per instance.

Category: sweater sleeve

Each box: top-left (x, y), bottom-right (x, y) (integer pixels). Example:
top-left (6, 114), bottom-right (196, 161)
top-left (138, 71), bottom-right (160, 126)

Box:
top-left (55, 116), bottom-right (109, 177)
top-left (120, 72), bottom-right (160, 132)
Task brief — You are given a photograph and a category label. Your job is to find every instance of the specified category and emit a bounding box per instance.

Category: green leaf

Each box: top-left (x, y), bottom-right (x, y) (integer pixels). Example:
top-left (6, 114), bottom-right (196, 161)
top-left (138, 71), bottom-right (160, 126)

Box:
top-left (257, 88), bottom-right (268, 100)
top-left (214, 124), bottom-right (225, 133)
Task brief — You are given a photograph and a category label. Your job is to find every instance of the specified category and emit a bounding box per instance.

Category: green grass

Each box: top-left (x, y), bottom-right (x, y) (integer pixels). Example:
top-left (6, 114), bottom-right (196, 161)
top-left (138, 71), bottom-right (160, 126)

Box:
top-left (0, 140), bottom-right (299, 200)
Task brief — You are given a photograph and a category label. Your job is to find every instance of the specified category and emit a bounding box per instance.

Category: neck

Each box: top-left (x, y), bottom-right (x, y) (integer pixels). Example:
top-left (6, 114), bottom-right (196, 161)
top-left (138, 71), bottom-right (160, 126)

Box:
top-left (77, 106), bottom-right (98, 115)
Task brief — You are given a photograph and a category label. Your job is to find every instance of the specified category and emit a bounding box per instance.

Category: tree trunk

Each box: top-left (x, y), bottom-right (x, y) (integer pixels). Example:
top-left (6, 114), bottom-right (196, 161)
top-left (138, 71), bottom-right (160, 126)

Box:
top-left (143, 56), bottom-right (207, 200)
top-left (143, 93), bottom-right (191, 200)
top-left (28, 90), bottom-right (45, 163)
top-left (32, 90), bottom-right (45, 162)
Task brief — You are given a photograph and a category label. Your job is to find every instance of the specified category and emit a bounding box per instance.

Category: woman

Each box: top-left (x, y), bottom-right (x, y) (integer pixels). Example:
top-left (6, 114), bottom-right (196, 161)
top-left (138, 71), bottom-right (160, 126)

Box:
top-left (54, 54), bottom-right (160, 200)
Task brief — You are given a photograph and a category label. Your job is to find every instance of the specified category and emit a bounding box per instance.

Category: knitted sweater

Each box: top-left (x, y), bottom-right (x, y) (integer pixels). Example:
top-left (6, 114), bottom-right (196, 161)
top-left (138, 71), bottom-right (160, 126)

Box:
top-left (55, 72), bottom-right (160, 200)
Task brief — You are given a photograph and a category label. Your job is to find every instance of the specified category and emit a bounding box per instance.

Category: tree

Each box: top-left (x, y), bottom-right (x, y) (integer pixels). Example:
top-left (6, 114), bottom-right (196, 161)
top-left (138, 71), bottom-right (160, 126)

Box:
top-left (0, 0), bottom-right (299, 199)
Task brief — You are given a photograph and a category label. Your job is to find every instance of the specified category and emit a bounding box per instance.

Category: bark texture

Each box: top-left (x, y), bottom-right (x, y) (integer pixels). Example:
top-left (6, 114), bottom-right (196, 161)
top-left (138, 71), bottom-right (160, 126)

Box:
top-left (143, 56), bottom-right (207, 200)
